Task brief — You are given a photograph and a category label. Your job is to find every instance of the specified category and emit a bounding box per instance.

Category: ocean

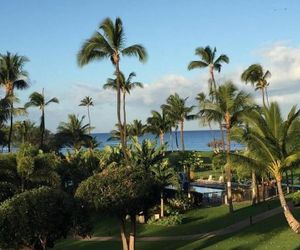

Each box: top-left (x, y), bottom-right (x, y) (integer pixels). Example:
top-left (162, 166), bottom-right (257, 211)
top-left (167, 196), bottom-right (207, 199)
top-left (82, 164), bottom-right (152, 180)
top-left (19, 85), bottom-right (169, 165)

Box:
top-left (93, 130), bottom-right (243, 151)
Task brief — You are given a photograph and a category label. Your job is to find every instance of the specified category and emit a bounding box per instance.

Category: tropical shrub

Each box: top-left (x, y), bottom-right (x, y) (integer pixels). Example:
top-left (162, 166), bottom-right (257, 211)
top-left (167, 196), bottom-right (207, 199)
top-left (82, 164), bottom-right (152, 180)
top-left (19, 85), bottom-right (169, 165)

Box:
top-left (293, 191), bottom-right (300, 206)
top-left (0, 187), bottom-right (75, 249)
top-left (147, 214), bottom-right (183, 226)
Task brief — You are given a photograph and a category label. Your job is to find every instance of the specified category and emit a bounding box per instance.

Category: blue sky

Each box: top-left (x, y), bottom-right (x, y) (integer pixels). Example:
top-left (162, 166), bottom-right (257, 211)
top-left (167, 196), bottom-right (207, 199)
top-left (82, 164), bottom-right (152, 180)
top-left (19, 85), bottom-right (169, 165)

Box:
top-left (1, 0), bottom-right (300, 132)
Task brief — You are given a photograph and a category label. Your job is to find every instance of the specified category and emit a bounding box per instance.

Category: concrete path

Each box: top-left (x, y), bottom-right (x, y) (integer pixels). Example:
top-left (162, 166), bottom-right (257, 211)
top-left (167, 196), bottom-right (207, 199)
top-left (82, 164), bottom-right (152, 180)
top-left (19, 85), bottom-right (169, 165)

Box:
top-left (82, 204), bottom-right (288, 242)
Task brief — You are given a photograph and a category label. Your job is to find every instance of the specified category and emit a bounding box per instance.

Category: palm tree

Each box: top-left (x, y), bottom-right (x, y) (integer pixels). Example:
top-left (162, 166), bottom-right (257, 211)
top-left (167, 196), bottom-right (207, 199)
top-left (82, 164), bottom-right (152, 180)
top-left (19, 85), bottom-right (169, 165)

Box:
top-left (104, 71), bottom-right (143, 142)
top-left (232, 103), bottom-right (300, 233)
top-left (199, 82), bottom-right (253, 213)
top-left (188, 46), bottom-right (229, 97)
top-left (241, 64), bottom-right (271, 107)
top-left (56, 114), bottom-right (91, 151)
top-left (0, 52), bottom-right (29, 152)
top-left (128, 119), bottom-right (147, 137)
top-left (25, 90), bottom-right (59, 149)
top-left (79, 96), bottom-right (94, 135)
top-left (77, 17), bottom-right (147, 155)
top-left (151, 160), bottom-right (178, 218)
top-left (161, 93), bottom-right (194, 151)
top-left (147, 110), bottom-right (172, 145)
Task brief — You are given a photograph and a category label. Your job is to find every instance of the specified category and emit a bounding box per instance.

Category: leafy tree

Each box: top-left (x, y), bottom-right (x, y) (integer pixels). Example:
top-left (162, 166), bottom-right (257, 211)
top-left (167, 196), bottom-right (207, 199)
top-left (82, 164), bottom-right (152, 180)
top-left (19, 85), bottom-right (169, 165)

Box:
top-left (25, 90), bottom-right (59, 149)
top-left (0, 52), bottom-right (29, 152)
top-left (76, 166), bottom-right (157, 250)
top-left (78, 17), bottom-right (147, 154)
top-left (104, 71), bottom-right (143, 142)
top-left (79, 96), bottom-right (94, 135)
top-left (199, 82), bottom-right (253, 212)
top-left (241, 64), bottom-right (271, 107)
top-left (56, 114), bottom-right (92, 151)
top-left (162, 93), bottom-right (194, 151)
top-left (0, 187), bottom-right (77, 249)
top-left (188, 46), bottom-right (229, 97)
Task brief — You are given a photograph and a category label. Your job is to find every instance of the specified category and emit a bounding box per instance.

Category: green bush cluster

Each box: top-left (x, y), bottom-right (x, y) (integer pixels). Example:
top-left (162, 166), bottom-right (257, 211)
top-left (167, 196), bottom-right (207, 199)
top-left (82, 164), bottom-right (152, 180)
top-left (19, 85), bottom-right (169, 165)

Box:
top-left (292, 191), bottom-right (300, 206)
top-left (147, 214), bottom-right (183, 226)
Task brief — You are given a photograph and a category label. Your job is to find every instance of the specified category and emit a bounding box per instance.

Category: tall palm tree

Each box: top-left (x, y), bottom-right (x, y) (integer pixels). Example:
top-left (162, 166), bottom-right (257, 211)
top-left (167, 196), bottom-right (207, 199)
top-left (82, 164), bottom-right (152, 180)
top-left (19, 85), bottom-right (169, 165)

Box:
top-left (104, 71), bottom-right (143, 142)
top-left (79, 96), bottom-right (94, 135)
top-left (25, 90), bottom-right (59, 149)
top-left (199, 82), bottom-right (253, 213)
top-left (0, 52), bottom-right (29, 152)
top-left (161, 93), bottom-right (194, 151)
top-left (56, 114), bottom-right (91, 151)
top-left (128, 119), bottom-right (147, 137)
top-left (77, 17), bottom-right (147, 155)
top-left (147, 110), bottom-right (172, 145)
top-left (241, 64), bottom-right (271, 107)
top-left (232, 102), bottom-right (300, 233)
top-left (188, 46), bottom-right (229, 96)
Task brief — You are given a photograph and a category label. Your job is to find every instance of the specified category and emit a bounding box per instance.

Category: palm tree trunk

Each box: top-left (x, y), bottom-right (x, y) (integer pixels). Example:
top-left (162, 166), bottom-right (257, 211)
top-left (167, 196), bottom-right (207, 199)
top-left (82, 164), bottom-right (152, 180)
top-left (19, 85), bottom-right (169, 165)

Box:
top-left (265, 87), bottom-right (270, 107)
top-left (286, 171), bottom-right (290, 194)
top-left (262, 88), bottom-right (266, 108)
top-left (8, 104), bottom-right (13, 152)
top-left (129, 215), bottom-right (136, 250)
top-left (251, 170), bottom-right (258, 205)
top-left (261, 176), bottom-right (265, 202)
top-left (219, 122), bottom-right (225, 151)
top-left (226, 127), bottom-right (233, 213)
top-left (180, 120), bottom-right (185, 151)
top-left (40, 108), bottom-right (45, 149)
top-left (209, 65), bottom-right (217, 100)
top-left (87, 105), bottom-right (91, 135)
top-left (159, 130), bottom-right (164, 145)
top-left (120, 217), bottom-right (129, 250)
top-left (123, 92), bottom-right (127, 146)
top-left (175, 127), bottom-right (179, 150)
top-left (115, 62), bottom-right (127, 161)
top-left (277, 178), bottom-right (300, 233)
top-left (160, 191), bottom-right (164, 218)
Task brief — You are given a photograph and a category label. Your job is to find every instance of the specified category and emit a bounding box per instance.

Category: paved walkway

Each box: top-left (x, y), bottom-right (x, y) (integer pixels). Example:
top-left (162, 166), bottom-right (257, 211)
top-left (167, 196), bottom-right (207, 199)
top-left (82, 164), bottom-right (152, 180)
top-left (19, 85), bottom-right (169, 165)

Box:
top-left (82, 204), bottom-right (288, 242)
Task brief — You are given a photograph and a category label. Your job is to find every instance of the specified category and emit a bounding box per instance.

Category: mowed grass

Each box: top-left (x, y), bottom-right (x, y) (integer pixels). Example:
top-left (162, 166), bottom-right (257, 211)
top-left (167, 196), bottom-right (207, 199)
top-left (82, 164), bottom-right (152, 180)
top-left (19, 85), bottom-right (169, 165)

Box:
top-left (55, 197), bottom-right (288, 249)
top-left (55, 206), bottom-right (300, 250)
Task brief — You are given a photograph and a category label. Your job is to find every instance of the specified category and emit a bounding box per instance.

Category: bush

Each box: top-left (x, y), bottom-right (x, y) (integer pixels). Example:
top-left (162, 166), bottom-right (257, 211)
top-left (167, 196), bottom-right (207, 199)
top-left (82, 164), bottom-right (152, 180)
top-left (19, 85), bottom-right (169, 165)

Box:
top-left (0, 187), bottom-right (75, 249)
top-left (292, 191), bottom-right (300, 206)
top-left (167, 196), bottom-right (193, 212)
top-left (147, 214), bottom-right (183, 226)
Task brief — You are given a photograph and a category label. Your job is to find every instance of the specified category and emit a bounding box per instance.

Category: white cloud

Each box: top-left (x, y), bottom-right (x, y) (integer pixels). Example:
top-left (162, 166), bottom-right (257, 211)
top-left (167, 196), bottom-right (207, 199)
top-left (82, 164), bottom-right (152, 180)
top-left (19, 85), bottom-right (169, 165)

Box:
top-left (15, 42), bottom-right (300, 132)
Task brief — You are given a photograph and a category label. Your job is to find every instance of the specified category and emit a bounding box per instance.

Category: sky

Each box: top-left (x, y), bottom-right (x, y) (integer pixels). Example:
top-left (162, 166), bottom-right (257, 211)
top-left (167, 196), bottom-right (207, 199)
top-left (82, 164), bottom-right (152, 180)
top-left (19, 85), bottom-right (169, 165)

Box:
top-left (1, 0), bottom-right (300, 132)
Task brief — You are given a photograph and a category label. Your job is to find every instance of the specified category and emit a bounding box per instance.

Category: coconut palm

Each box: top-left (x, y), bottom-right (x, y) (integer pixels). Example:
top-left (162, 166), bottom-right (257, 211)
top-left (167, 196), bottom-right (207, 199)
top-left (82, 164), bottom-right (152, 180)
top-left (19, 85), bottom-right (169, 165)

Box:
top-left (78, 17), bottom-right (147, 155)
top-left (25, 90), bottom-right (59, 149)
top-left (199, 82), bottom-right (253, 212)
top-left (104, 71), bottom-right (143, 142)
top-left (188, 46), bottom-right (229, 96)
top-left (161, 93), bottom-right (194, 151)
top-left (0, 52), bottom-right (29, 152)
top-left (128, 119), bottom-right (147, 137)
top-left (79, 96), bottom-right (94, 135)
top-left (147, 110), bottom-right (172, 145)
top-left (241, 64), bottom-right (271, 107)
top-left (232, 102), bottom-right (300, 233)
top-left (56, 114), bottom-right (91, 151)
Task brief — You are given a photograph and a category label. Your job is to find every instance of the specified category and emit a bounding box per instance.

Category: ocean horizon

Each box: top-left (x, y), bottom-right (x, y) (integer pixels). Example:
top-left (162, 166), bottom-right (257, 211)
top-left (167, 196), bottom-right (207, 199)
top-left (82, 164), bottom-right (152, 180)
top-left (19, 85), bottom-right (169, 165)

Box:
top-left (92, 130), bottom-right (243, 151)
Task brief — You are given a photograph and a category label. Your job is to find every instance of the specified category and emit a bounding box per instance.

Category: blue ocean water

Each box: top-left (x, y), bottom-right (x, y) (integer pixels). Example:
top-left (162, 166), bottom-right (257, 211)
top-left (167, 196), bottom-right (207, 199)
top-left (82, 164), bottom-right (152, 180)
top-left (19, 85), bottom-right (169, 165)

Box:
top-left (93, 130), bottom-right (243, 151)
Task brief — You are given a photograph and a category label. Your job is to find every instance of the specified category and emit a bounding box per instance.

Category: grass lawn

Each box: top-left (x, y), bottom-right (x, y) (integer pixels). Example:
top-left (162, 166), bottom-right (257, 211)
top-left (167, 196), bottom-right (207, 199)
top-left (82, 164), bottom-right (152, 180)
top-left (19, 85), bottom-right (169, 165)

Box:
top-left (54, 198), bottom-right (288, 249)
top-left (55, 206), bottom-right (300, 250)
